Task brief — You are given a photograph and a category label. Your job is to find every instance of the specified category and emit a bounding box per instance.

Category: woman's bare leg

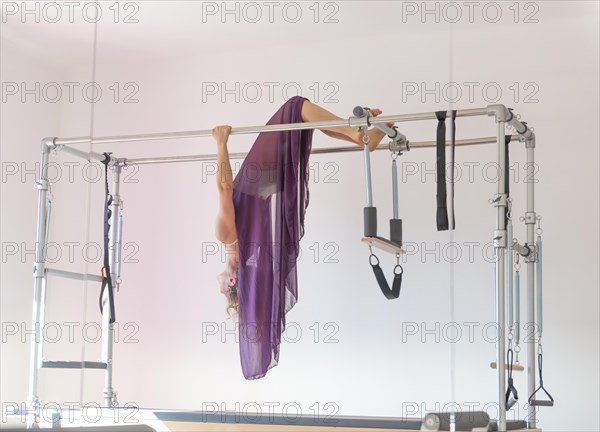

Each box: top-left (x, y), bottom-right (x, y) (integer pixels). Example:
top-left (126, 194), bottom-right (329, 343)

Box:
top-left (300, 100), bottom-right (394, 152)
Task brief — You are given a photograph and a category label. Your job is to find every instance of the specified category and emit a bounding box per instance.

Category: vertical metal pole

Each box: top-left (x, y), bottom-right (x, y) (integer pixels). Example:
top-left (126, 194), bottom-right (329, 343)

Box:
top-left (494, 118), bottom-right (507, 432)
top-left (536, 236), bottom-right (543, 336)
top-left (28, 139), bottom-right (53, 424)
top-left (525, 141), bottom-right (537, 428)
top-left (392, 159), bottom-right (398, 219)
top-left (363, 144), bottom-right (373, 207)
top-left (506, 220), bottom-right (514, 329)
top-left (115, 207), bottom-right (123, 286)
top-left (514, 268), bottom-right (521, 346)
top-left (102, 164), bottom-right (121, 407)
top-left (38, 195), bottom-right (52, 370)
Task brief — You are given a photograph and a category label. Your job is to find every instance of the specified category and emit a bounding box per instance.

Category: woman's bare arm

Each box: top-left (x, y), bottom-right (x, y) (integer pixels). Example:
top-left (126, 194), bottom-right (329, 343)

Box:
top-left (212, 126), bottom-right (237, 244)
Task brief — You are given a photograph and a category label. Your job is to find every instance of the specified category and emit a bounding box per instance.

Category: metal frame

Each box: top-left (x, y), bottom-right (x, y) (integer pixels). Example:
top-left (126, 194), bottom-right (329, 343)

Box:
top-left (23, 104), bottom-right (541, 431)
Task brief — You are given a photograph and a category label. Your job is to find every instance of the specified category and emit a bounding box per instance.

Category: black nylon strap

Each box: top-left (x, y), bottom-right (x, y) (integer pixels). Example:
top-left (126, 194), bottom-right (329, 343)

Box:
top-left (528, 352), bottom-right (555, 406)
top-left (505, 347), bottom-right (519, 410)
top-left (369, 252), bottom-right (402, 300)
top-left (435, 111), bottom-right (449, 231)
top-left (99, 153), bottom-right (116, 324)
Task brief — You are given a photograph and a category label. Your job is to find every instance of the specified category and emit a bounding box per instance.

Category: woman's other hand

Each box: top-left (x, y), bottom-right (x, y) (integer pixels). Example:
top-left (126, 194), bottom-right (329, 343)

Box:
top-left (212, 125), bottom-right (232, 145)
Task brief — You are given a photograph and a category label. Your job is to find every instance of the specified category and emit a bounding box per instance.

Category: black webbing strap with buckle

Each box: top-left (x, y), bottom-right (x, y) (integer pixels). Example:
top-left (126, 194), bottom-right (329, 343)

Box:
top-left (505, 346), bottom-right (519, 410)
top-left (99, 152), bottom-right (116, 324)
top-left (368, 248), bottom-right (403, 300)
top-left (529, 351), bottom-right (555, 407)
top-left (435, 110), bottom-right (457, 231)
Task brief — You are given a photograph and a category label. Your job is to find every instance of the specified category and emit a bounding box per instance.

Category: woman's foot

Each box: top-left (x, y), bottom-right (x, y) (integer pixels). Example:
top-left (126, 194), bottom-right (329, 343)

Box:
top-left (357, 109), bottom-right (395, 152)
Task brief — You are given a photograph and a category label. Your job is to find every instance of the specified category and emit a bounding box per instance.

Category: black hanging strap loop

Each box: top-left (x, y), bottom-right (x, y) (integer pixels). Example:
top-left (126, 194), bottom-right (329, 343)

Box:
top-left (435, 111), bottom-right (449, 231)
top-left (435, 110), bottom-right (457, 231)
top-left (528, 352), bottom-right (555, 407)
top-left (99, 152), bottom-right (116, 324)
top-left (505, 347), bottom-right (519, 410)
top-left (368, 251), bottom-right (402, 300)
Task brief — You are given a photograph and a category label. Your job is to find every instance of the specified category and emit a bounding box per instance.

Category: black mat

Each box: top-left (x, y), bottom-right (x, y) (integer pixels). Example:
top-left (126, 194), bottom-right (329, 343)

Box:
top-left (154, 410), bottom-right (422, 429)
top-left (1, 426), bottom-right (156, 432)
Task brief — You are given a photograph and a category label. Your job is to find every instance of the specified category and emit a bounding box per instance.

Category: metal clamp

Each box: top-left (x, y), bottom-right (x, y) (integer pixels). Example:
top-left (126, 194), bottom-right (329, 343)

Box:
top-left (524, 211), bottom-right (537, 224)
top-left (389, 138), bottom-right (410, 155)
top-left (34, 179), bottom-right (49, 191)
top-left (490, 193), bottom-right (507, 208)
top-left (524, 242), bottom-right (537, 263)
top-left (512, 240), bottom-right (531, 258)
top-left (33, 262), bottom-right (46, 277)
top-left (349, 106), bottom-right (372, 129)
top-left (493, 230), bottom-right (506, 248)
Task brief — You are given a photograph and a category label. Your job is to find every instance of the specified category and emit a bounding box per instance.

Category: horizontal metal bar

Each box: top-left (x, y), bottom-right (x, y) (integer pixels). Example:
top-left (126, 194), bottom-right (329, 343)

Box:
top-left (55, 145), bottom-right (119, 166)
top-left (56, 144), bottom-right (106, 162)
top-left (41, 360), bottom-right (107, 370)
top-left (53, 108), bottom-right (490, 146)
top-left (124, 135), bottom-right (520, 166)
top-left (46, 267), bottom-right (103, 283)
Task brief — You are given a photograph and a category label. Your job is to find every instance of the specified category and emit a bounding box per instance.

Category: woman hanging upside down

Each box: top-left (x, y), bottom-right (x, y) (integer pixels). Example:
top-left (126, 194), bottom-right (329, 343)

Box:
top-left (211, 96), bottom-right (393, 379)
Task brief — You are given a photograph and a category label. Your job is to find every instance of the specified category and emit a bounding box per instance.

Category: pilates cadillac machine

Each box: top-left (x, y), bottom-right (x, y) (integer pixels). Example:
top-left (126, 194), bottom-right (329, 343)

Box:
top-left (17, 104), bottom-right (550, 431)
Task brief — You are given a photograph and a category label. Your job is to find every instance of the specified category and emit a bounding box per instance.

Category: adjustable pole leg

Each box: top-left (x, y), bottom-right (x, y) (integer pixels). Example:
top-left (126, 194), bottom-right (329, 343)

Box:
top-left (506, 220), bottom-right (513, 330)
top-left (489, 107), bottom-right (508, 432)
top-left (102, 164), bottom-right (122, 407)
top-left (525, 139), bottom-right (537, 428)
top-left (27, 138), bottom-right (54, 426)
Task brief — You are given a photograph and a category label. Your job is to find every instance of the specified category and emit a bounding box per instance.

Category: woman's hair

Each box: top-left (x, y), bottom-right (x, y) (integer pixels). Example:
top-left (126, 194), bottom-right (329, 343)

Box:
top-left (217, 265), bottom-right (239, 318)
top-left (224, 288), bottom-right (239, 317)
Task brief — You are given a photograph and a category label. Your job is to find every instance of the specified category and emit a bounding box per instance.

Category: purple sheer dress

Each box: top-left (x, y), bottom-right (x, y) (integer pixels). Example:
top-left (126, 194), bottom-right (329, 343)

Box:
top-left (232, 96), bottom-right (314, 380)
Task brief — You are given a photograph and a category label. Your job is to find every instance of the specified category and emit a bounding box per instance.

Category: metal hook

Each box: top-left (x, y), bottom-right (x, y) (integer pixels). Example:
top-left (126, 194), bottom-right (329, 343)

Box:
top-left (362, 130), bottom-right (371, 145)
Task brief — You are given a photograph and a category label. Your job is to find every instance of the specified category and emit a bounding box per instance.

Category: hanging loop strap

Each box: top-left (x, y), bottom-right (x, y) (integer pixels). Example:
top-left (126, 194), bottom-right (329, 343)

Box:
top-left (505, 347), bottom-right (519, 410)
top-left (434, 110), bottom-right (457, 231)
top-left (368, 251), bottom-right (403, 300)
top-left (529, 351), bottom-right (555, 407)
top-left (435, 111), bottom-right (449, 231)
top-left (99, 153), bottom-right (116, 324)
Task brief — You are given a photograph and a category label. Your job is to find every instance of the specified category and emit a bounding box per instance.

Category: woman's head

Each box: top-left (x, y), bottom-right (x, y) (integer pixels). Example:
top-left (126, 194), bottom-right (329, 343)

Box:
top-left (217, 264), bottom-right (239, 317)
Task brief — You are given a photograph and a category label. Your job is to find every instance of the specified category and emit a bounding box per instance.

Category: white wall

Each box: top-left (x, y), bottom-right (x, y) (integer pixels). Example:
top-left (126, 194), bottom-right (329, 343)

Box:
top-left (1, 2), bottom-right (598, 431)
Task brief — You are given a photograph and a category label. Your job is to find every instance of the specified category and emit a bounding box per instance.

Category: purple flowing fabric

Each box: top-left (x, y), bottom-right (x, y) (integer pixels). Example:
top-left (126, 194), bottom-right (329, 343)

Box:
top-left (232, 96), bottom-right (314, 380)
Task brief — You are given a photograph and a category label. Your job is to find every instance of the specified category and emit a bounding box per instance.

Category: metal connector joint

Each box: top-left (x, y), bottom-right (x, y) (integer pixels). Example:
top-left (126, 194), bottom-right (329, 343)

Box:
top-left (524, 242), bottom-right (537, 263)
top-left (524, 211), bottom-right (537, 224)
top-left (33, 262), bottom-right (45, 277)
top-left (486, 104), bottom-right (508, 122)
top-left (41, 137), bottom-right (57, 151)
top-left (493, 230), bottom-right (507, 248)
top-left (34, 179), bottom-right (49, 191)
top-left (491, 193), bottom-right (507, 208)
